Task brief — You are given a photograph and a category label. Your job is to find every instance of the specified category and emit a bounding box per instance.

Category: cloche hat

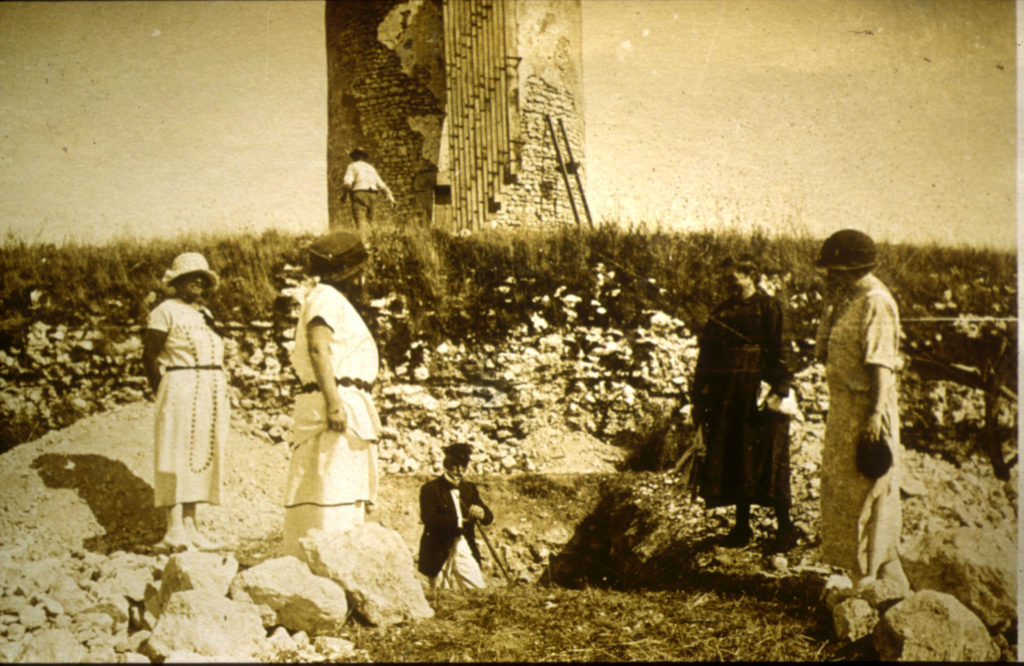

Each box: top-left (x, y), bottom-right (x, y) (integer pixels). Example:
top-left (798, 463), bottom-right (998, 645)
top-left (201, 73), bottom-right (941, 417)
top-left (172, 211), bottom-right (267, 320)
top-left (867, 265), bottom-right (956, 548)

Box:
top-left (162, 252), bottom-right (219, 290)
top-left (307, 231), bottom-right (369, 281)
top-left (815, 229), bottom-right (877, 271)
top-left (349, 147), bottom-right (369, 161)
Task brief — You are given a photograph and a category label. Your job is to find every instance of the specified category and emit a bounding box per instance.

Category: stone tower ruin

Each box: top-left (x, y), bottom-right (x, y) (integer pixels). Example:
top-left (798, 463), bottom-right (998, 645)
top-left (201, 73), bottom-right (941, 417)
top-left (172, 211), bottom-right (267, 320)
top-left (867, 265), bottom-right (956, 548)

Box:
top-left (326, 0), bottom-right (586, 231)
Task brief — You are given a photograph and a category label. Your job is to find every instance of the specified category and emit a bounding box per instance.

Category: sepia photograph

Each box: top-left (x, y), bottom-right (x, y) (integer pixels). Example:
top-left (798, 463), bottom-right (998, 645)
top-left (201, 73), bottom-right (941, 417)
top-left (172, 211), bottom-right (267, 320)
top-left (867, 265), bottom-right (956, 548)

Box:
top-left (0, 0), bottom-right (1017, 661)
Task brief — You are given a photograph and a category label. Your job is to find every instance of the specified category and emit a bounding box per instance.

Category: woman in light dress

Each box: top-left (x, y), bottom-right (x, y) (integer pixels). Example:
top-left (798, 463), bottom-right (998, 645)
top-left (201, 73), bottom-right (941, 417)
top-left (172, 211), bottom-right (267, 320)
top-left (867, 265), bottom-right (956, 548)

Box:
top-left (283, 231), bottom-right (382, 558)
top-left (815, 229), bottom-right (909, 589)
top-left (142, 252), bottom-right (228, 552)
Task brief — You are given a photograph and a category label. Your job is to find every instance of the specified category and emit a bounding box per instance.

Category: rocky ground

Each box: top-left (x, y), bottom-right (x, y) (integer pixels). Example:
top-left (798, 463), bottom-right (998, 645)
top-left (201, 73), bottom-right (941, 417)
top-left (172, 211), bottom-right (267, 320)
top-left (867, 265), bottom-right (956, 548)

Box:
top-left (0, 390), bottom-right (1016, 661)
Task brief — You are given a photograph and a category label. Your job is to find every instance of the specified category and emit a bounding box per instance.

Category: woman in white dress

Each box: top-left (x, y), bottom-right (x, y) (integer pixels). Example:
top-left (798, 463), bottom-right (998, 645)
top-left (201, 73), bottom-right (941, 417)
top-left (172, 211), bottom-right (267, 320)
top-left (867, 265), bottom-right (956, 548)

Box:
top-left (142, 252), bottom-right (228, 552)
top-left (283, 231), bottom-right (382, 558)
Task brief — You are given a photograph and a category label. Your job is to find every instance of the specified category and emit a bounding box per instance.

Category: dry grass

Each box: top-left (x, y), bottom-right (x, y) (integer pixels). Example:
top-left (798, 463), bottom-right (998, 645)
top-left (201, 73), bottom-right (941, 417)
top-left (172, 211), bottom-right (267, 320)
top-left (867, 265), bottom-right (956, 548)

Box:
top-left (348, 583), bottom-right (838, 662)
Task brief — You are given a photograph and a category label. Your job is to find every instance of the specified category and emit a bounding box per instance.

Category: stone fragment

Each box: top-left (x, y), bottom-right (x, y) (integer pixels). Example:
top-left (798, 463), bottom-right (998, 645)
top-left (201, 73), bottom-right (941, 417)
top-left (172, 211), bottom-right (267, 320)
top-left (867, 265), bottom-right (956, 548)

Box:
top-left (48, 575), bottom-right (93, 615)
top-left (115, 629), bottom-right (151, 654)
top-left (145, 590), bottom-right (267, 661)
top-left (12, 557), bottom-right (62, 596)
top-left (873, 589), bottom-right (999, 662)
top-left (155, 551), bottom-right (239, 613)
top-left (95, 558), bottom-right (154, 603)
top-left (37, 595), bottom-right (64, 617)
top-left (18, 604), bottom-right (46, 629)
top-left (85, 594), bottom-right (130, 626)
top-left (71, 611), bottom-right (115, 643)
top-left (902, 526), bottom-right (1016, 631)
top-left (821, 573), bottom-right (854, 610)
top-left (265, 625), bottom-right (297, 653)
top-left (122, 651), bottom-right (150, 663)
top-left (18, 628), bottom-right (87, 662)
top-left (832, 597), bottom-right (878, 642)
top-left (0, 641), bottom-right (22, 662)
top-left (6, 623), bottom-right (25, 642)
top-left (0, 596), bottom-right (28, 616)
top-left (856, 578), bottom-right (906, 612)
top-left (84, 644), bottom-right (118, 663)
top-left (229, 556), bottom-right (349, 636)
top-left (301, 523), bottom-right (433, 627)
top-left (164, 649), bottom-right (216, 662)
top-left (314, 635), bottom-right (357, 660)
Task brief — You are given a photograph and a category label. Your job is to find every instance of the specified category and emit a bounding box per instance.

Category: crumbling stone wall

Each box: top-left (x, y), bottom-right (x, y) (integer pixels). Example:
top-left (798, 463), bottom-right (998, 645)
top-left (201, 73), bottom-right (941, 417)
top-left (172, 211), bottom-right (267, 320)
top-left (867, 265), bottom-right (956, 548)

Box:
top-left (326, 0), bottom-right (585, 230)
top-left (326, 0), bottom-right (446, 228)
top-left (489, 76), bottom-right (584, 227)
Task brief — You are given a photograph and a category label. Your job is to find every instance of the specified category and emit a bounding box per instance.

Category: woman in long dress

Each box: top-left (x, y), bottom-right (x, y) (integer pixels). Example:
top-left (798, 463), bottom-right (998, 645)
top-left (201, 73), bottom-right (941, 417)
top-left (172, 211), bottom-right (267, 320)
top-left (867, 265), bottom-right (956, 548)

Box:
top-left (142, 252), bottom-right (228, 551)
top-left (815, 229), bottom-right (909, 589)
top-left (283, 231), bottom-right (382, 558)
top-left (690, 254), bottom-right (796, 552)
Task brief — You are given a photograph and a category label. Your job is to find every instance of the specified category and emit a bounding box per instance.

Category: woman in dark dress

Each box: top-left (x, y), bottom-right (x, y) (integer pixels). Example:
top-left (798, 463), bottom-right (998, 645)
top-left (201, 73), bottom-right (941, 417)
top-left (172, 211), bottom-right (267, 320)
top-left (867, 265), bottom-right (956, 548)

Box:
top-left (690, 254), bottom-right (796, 552)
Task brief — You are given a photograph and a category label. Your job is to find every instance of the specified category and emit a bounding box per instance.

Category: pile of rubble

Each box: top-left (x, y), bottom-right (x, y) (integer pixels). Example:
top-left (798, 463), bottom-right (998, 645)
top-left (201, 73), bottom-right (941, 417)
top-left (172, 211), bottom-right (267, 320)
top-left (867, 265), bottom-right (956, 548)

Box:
top-left (825, 523), bottom-right (1016, 661)
top-left (0, 522), bottom-right (435, 663)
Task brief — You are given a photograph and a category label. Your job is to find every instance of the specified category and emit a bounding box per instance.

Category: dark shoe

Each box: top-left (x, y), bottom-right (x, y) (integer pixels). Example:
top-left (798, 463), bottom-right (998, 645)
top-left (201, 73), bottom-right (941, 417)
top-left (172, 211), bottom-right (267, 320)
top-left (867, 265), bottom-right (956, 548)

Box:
top-left (722, 524), bottom-right (753, 548)
top-left (769, 525), bottom-right (798, 553)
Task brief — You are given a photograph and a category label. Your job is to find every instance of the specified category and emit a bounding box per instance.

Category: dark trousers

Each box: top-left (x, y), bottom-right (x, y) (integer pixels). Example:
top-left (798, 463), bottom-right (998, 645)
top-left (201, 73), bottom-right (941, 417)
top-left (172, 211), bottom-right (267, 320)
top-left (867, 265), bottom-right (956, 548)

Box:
top-left (350, 190), bottom-right (376, 228)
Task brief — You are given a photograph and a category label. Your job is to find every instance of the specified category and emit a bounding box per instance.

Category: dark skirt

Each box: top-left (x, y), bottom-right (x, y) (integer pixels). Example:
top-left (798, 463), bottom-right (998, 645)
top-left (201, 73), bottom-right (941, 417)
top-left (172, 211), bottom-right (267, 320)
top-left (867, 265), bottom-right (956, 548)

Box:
top-left (698, 348), bottom-right (791, 509)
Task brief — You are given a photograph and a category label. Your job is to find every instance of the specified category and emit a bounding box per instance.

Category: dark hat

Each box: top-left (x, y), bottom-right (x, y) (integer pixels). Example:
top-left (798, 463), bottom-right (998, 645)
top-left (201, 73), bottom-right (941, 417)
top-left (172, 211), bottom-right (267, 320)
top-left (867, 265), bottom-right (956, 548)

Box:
top-left (815, 229), bottom-right (877, 271)
top-left (443, 443), bottom-right (473, 467)
top-left (349, 147), bottom-right (369, 161)
top-left (719, 253), bottom-right (758, 276)
top-left (307, 231), bottom-right (369, 280)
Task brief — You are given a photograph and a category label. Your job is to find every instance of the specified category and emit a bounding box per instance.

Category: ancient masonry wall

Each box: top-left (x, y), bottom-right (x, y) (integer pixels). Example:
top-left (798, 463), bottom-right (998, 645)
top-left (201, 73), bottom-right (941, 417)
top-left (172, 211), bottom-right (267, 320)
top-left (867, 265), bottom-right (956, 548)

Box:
top-left (326, 0), bottom-right (585, 230)
top-left (326, 0), bottom-right (446, 228)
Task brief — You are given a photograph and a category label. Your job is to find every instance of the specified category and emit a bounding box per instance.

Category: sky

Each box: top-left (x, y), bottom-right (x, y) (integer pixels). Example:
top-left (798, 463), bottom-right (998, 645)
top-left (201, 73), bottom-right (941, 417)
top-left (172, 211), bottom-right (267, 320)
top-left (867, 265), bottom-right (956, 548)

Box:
top-left (0, 1), bottom-right (1017, 250)
top-left (580, 0), bottom-right (1017, 249)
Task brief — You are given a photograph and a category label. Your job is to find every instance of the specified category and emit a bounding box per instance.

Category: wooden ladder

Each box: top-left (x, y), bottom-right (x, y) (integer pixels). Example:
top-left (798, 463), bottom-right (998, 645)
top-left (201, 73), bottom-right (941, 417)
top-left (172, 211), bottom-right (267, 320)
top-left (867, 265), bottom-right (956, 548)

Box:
top-left (545, 113), bottom-right (593, 229)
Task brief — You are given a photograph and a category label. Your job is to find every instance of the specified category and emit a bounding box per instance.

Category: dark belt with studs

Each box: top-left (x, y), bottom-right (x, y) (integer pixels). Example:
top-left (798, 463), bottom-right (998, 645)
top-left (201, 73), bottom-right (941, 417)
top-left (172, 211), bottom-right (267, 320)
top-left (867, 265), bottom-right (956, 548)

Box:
top-left (166, 365), bottom-right (223, 371)
top-left (301, 376), bottom-right (373, 393)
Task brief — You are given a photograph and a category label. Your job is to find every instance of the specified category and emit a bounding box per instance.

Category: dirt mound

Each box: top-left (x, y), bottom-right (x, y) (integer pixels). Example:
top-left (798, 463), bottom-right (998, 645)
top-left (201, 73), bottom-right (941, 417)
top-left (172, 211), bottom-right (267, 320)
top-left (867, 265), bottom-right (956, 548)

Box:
top-left (517, 425), bottom-right (624, 474)
top-left (0, 402), bottom-right (623, 563)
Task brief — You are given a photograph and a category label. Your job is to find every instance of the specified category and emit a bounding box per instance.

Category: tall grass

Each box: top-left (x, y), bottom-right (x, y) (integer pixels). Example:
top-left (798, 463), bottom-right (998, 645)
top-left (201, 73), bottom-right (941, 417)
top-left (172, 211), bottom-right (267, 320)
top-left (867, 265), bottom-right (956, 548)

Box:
top-left (1, 223), bottom-right (1015, 358)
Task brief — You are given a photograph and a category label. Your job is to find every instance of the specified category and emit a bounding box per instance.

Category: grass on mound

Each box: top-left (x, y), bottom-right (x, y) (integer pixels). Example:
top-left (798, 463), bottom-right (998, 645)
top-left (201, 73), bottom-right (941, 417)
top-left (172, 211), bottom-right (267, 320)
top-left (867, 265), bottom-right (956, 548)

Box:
top-left (349, 584), bottom-right (838, 662)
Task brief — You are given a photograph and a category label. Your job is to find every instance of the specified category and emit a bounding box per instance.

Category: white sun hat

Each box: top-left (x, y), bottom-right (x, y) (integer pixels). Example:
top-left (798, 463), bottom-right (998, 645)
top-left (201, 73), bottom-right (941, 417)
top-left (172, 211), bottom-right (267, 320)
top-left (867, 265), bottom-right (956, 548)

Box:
top-left (162, 252), bottom-right (219, 290)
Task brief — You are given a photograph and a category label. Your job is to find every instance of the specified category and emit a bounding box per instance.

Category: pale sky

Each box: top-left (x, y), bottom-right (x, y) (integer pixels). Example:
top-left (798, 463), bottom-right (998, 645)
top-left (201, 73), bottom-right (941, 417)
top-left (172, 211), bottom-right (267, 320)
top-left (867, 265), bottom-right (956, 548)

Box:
top-left (581, 0), bottom-right (1017, 249)
top-left (0, 1), bottom-right (1016, 250)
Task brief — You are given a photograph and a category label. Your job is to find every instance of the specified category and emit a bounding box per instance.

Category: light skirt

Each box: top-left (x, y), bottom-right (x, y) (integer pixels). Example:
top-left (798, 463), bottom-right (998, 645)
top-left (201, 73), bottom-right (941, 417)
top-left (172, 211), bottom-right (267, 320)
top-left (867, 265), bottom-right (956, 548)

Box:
top-left (820, 385), bottom-right (902, 578)
top-left (283, 425), bottom-right (377, 559)
top-left (431, 537), bottom-right (485, 591)
top-left (153, 370), bottom-right (227, 507)
top-left (283, 502), bottom-right (366, 559)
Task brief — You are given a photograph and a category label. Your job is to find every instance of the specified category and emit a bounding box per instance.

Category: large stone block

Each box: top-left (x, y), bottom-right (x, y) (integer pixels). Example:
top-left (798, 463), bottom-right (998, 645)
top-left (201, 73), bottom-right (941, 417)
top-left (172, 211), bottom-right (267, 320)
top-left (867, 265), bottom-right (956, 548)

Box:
top-left (301, 523), bottom-right (433, 627)
top-left (145, 589), bottom-right (267, 661)
top-left (873, 589), bottom-right (999, 662)
top-left (229, 555), bottom-right (349, 636)
top-left (902, 526), bottom-right (1015, 630)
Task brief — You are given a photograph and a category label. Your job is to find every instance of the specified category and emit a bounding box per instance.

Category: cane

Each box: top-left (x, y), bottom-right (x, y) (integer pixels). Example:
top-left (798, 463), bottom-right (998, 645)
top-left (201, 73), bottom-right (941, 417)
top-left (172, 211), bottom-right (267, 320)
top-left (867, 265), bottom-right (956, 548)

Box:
top-left (474, 521), bottom-right (514, 584)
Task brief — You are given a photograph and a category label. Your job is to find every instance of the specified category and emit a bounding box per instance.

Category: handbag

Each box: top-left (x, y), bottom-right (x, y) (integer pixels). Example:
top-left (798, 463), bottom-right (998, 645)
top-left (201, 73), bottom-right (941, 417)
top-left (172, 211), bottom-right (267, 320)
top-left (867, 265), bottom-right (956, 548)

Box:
top-left (856, 430), bottom-right (892, 479)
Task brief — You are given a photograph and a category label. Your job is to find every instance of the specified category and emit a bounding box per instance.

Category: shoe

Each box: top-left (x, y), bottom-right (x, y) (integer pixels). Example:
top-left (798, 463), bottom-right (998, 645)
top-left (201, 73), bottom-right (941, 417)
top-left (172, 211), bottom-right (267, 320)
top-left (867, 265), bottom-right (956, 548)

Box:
top-left (769, 525), bottom-right (798, 554)
top-left (152, 539), bottom-right (190, 555)
top-left (722, 524), bottom-right (753, 548)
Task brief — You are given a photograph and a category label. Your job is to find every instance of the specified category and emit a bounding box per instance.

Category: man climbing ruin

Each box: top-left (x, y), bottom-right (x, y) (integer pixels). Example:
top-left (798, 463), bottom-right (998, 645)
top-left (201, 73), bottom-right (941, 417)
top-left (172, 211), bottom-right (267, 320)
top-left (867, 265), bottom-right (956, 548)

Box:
top-left (341, 148), bottom-right (395, 229)
top-left (418, 443), bottom-right (494, 591)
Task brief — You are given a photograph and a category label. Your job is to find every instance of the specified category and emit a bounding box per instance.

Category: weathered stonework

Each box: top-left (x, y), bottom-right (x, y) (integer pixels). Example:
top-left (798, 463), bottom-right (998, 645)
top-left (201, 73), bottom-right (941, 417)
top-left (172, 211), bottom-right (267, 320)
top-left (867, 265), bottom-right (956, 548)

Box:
top-left (326, 0), bottom-right (585, 230)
